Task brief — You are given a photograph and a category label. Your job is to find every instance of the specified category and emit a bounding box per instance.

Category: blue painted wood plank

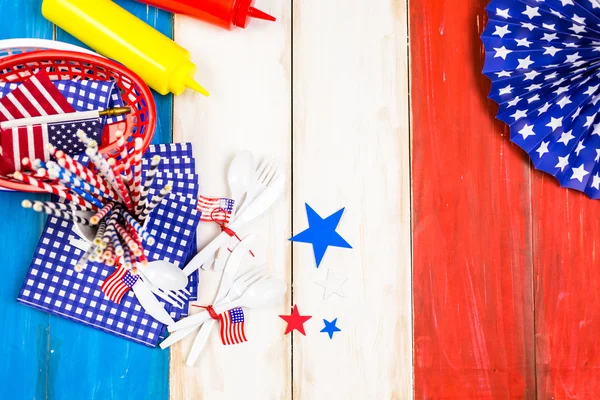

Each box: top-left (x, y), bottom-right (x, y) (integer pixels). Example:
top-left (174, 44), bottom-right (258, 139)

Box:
top-left (50, 2), bottom-right (173, 400)
top-left (0, 1), bottom-right (53, 399)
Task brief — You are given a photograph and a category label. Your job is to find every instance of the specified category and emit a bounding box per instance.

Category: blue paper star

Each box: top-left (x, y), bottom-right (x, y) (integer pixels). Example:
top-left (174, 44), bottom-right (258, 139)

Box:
top-left (289, 204), bottom-right (352, 268)
top-left (320, 318), bottom-right (341, 339)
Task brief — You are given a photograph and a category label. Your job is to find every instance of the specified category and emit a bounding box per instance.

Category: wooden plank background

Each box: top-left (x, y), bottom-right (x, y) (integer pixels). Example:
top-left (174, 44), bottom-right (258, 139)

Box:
top-left (5, 0), bottom-right (600, 398)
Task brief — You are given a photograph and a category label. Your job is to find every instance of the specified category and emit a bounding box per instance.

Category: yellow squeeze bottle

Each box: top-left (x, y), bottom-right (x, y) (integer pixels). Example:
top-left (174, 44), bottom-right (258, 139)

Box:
top-left (41, 0), bottom-right (209, 96)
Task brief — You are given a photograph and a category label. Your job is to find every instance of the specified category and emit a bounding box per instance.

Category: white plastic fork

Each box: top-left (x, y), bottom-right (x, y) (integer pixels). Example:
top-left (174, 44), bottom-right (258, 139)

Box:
top-left (185, 264), bottom-right (266, 365)
top-left (210, 159), bottom-right (279, 272)
top-left (159, 266), bottom-right (265, 349)
top-left (137, 269), bottom-right (188, 308)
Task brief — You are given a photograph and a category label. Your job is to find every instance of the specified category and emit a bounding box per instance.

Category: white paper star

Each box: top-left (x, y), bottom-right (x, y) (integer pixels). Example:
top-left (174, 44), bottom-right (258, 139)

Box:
top-left (572, 14), bottom-right (586, 24)
top-left (521, 22), bottom-right (536, 31)
top-left (542, 23), bottom-right (556, 31)
top-left (571, 164), bottom-right (589, 182)
top-left (519, 124), bottom-right (536, 139)
top-left (537, 102), bottom-right (551, 115)
top-left (542, 33), bottom-right (559, 42)
top-left (557, 96), bottom-right (572, 109)
top-left (517, 56), bottom-right (534, 69)
top-left (560, 0), bottom-right (574, 6)
top-left (592, 173), bottom-right (600, 190)
top-left (515, 38), bottom-right (532, 48)
top-left (544, 46), bottom-right (561, 56)
top-left (565, 52), bottom-right (582, 63)
top-left (556, 156), bottom-right (570, 171)
top-left (499, 85), bottom-right (513, 95)
top-left (536, 141), bottom-right (550, 158)
top-left (493, 24), bottom-right (511, 38)
top-left (569, 24), bottom-right (586, 34)
top-left (522, 6), bottom-right (540, 19)
top-left (558, 130), bottom-right (575, 146)
top-left (546, 117), bottom-right (563, 131)
top-left (494, 46), bottom-right (512, 60)
top-left (315, 270), bottom-right (347, 299)
top-left (511, 109), bottom-right (527, 121)
top-left (496, 70), bottom-right (512, 78)
top-left (524, 70), bottom-right (541, 81)
top-left (496, 8), bottom-right (510, 18)
top-left (575, 141), bottom-right (586, 156)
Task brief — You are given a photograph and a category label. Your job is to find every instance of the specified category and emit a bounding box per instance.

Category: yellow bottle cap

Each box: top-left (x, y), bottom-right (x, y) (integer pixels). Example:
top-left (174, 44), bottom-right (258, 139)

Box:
top-left (186, 77), bottom-right (210, 97)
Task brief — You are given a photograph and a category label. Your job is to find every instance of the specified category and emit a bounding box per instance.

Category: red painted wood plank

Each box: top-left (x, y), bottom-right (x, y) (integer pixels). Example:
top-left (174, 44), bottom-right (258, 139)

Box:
top-left (533, 178), bottom-right (600, 398)
top-left (410, 1), bottom-right (536, 398)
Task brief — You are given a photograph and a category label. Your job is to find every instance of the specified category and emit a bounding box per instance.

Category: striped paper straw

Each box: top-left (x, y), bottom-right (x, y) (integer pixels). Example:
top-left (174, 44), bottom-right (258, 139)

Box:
top-left (48, 162), bottom-right (115, 204)
top-left (32, 200), bottom-right (92, 213)
top-left (108, 158), bottom-right (134, 211)
top-left (75, 245), bottom-right (96, 273)
top-left (115, 223), bottom-right (139, 251)
top-left (93, 219), bottom-right (108, 248)
top-left (54, 149), bottom-right (117, 198)
top-left (102, 239), bottom-right (115, 263)
top-left (107, 225), bottom-right (124, 256)
top-left (138, 183), bottom-right (172, 224)
top-left (101, 209), bottom-right (119, 245)
top-left (116, 131), bottom-right (134, 189)
top-left (120, 241), bottom-right (133, 270)
top-left (121, 209), bottom-right (155, 245)
top-left (86, 146), bottom-right (118, 191)
top-left (90, 202), bottom-right (115, 225)
top-left (12, 172), bottom-right (95, 210)
top-left (130, 138), bottom-right (144, 206)
top-left (30, 203), bottom-right (93, 226)
top-left (76, 129), bottom-right (98, 149)
top-left (134, 155), bottom-right (161, 216)
top-left (127, 223), bottom-right (147, 262)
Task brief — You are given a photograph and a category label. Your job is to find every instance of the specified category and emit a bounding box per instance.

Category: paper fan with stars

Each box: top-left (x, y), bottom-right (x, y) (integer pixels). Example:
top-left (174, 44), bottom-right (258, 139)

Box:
top-left (482, 0), bottom-right (600, 198)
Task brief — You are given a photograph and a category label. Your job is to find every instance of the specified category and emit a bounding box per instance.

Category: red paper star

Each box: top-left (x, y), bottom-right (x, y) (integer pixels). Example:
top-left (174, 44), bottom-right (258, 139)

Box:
top-left (279, 305), bottom-right (312, 335)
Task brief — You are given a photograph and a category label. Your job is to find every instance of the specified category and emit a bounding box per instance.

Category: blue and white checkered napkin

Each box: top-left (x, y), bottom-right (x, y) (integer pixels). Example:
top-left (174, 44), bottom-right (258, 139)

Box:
top-left (18, 143), bottom-right (202, 346)
top-left (17, 191), bottom-right (200, 347)
top-left (0, 80), bottom-right (126, 125)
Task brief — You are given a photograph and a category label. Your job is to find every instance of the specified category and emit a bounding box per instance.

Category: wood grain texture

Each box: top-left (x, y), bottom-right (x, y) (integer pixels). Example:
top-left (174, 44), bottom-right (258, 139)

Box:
top-left (49, 2), bottom-right (173, 399)
top-left (532, 161), bottom-right (600, 396)
top-left (292, 0), bottom-right (412, 398)
top-left (0, 1), bottom-right (53, 399)
top-left (170, 1), bottom-right (292, 398)
top-left (0, 2), bottom-right (172, 399)
top-left (410, 1), bottom-right (536, 398)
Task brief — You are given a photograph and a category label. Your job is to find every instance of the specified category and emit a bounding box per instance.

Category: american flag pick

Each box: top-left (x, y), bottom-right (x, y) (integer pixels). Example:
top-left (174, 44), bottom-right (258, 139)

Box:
top-left (218, 307), bottom-right (247, 345)
top-left (482, 0), bottom-right (600, 199)
top-left (101, 266), bottom-right (139, 304)
top-left (0, 118), bottom-right (102, 174)
top-left (197, 196), bottom-right (235, 223)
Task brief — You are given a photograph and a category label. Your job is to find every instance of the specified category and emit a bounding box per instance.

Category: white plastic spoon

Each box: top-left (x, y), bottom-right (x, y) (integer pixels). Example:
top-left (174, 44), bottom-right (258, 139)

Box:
top-left (143, 259), bottom-right (189, 291)
top-left (167, 278), bottom-right (287, 333)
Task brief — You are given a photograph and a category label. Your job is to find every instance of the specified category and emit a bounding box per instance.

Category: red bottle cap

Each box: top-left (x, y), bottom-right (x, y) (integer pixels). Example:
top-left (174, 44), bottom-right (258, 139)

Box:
top-left (234, 0), bottom-right (276, 28)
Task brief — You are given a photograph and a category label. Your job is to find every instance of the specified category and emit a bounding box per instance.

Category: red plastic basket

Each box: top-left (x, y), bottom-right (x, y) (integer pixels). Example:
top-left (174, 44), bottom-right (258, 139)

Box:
top-left (0, 50), bottom-right (156, 192)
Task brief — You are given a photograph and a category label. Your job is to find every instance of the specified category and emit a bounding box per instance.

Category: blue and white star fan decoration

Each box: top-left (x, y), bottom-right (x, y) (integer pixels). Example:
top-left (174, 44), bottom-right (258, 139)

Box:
top-left (482, 0), bottom-right (600, 198)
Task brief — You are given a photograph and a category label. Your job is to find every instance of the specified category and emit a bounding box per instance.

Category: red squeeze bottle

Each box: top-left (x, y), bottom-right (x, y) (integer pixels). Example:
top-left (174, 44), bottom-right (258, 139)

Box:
top-left (138, 0), bottom-right (276, 30)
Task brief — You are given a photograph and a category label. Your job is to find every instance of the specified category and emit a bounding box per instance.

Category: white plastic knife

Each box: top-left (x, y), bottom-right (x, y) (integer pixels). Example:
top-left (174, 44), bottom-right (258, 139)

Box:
top-left (132, 279), bottom-right (175, 326)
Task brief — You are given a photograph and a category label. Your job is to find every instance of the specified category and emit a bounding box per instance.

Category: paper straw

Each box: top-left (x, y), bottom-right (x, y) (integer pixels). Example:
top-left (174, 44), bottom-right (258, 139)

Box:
top-left (93, 219), bottom-right (108, 249)
top-left (138, 183), bottom-right (172, 223)
top-left (120, 241), bottom-right (133, 270)
top-left (90, 202), bottom-right (115, 225)
top-left (108, 158), bottom-right (134, 211)
top-left (31, 200), bottom-right (92, 213)
top-left (135, 155), bottom-right (161, 216)
top-left (115, 223), bottom-right (139, 251)
top-left (76, 129), bottom-right (98, 149)
top-left (116, 131), bottom-right (134, 189)
top-left (12, 172), bottom-right (95, 210)
top-left (47, 161), bottom-right (115, 204)
top-left (74, 244), bottom-right (96, 273)
top-left (107, 225), bottom-right (124, 257)
top-left (127, 223), bottom-right (147, 263)
top-left (53, 146), bottom-right (117, 198)
top-left (102, 239), bottom-right (115, 265)
top-left (29, 203), bottom-right (92, 225)
top-left (102, 208), bottom-right (120, 243)
top-left (129, 138), bottom-right (144, 206)
top-left (121, 209), bottom-right (155, 245)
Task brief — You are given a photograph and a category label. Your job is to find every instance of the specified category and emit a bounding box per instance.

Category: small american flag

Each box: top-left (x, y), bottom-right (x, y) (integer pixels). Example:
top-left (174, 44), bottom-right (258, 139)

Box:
top-left (0, 118), bottom-right (102, 174)
top-left (197, 196), bottom-right (235, 224)
top-left (218, 307), bottom-right (247, 345)
top-left (101, 266), bottom-right (139, 304)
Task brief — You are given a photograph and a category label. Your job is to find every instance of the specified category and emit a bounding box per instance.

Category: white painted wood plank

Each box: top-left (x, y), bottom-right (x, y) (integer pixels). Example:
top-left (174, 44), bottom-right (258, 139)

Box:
top-left (170, 2), bottom-right (292, 398)
top-left (292, 0), bottom-right (412, 398)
